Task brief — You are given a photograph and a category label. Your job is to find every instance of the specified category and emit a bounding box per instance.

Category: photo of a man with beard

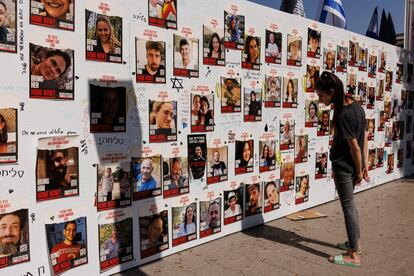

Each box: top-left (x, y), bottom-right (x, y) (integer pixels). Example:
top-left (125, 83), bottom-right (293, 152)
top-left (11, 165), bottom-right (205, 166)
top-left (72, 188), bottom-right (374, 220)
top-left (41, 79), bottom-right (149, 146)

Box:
top-left (46, 149), bottom-right (73, 190)
top-left (0, 209), bottom-right (29, 265)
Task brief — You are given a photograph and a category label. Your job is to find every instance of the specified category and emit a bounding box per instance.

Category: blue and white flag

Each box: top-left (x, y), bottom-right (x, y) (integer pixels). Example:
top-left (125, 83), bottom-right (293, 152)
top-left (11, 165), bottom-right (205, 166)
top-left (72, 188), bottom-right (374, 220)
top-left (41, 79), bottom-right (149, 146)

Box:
top-left (318, 0), bottom-right (347, 29)
top-left (365, 7), bottom-right (379, 39)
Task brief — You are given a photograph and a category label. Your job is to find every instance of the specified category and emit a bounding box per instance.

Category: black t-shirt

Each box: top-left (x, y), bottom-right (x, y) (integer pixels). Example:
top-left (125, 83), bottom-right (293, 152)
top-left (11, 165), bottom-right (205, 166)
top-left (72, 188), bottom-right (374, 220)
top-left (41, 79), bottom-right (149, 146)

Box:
top-left (330, 101), bottom-right (366, 174)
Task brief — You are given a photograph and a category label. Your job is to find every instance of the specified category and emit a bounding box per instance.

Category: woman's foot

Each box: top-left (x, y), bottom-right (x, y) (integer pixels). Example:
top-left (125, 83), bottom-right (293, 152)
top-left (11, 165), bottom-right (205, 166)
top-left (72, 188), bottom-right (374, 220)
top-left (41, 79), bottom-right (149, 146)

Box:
top-left (328, 251), bottom-right (361, 267)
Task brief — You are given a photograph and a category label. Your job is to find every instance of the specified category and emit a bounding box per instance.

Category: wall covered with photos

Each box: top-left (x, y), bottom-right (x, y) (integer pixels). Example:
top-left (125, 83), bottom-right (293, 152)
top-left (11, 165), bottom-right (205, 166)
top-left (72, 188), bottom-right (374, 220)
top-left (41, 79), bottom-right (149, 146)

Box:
top-left (0, 0), bottom-right (412, 275)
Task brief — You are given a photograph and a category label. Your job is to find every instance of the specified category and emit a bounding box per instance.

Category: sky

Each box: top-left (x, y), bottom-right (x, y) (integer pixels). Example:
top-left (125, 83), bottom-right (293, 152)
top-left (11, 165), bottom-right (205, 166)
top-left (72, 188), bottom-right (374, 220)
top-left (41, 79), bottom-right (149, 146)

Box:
top-left (248, 0), bottom-right (405, 36)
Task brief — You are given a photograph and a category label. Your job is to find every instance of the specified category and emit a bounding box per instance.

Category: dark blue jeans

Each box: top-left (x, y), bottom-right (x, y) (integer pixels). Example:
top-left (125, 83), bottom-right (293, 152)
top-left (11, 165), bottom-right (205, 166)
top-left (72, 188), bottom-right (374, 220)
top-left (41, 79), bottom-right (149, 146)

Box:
top-left (333, 169), bottom-right (360, 251)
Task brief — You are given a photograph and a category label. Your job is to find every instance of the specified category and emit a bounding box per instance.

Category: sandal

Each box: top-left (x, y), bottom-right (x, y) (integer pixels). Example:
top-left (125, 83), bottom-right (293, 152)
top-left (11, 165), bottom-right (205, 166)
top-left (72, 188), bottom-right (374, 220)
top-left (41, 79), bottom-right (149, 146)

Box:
top-left (328, 254), bottom-right (361, 267)
top-left (336, 241), bottom-right (363, 255)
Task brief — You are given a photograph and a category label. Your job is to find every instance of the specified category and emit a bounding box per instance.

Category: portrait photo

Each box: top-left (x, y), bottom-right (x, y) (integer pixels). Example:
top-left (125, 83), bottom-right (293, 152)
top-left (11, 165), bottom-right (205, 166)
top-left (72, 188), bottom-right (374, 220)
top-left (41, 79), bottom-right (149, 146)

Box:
top-left (265, 29), bottom-right (281, 64)
top-left (30, 0), bottom-right (74, 31)
top-left (235, 139), bottom-right (254, 175)
top-left (149, 100), bottom-right (177, 143)
top-left (163, 157), bottom-right (189, 198)
top-left (90, 84), bottom-right (126, 133)
top-left (207, 146), bottom-right (228, 184)
top-left (139, 210), bottom-right (169, 259)
top-left (173, 34), bottom-right (199, 78)
top-left (244, 88), bottom-right (262, 122)
top-left (98, 218), bottom-right (133, 271)
top-left (220, 77), bottom-right (241, 113)
top-left (132, 155), bottom-right (162, 200)
top-left (45, 217), bottom-right (88, 275)
top-left (0, 108), bottom-right (17, 164)
top-left (85, 10), bottom-right (122, 63)
top-left (199, 198), bottom-right (221, 238)
top-left (96, 163), bottom-right (131, 211)
top-left (148, 0), bottom-right (177, 29)
top-left (30, 43), bottom-right (74, 100)
top-left (36, 146), bottom-right (79, 202)
top-left (287, 34), bottom-right (302, 66)
top-left (0, 209), bottom-right (30, 268)
top-left (223, 186), bottom-right (243, 224)
top-left (263, 180), bottom-right (280, 213)
top-left (0, 0), bottom-right (16, 52)
top-left (224, 11), bottom-right (245, 50)
top-left (172, 203), bottom-right (197, 246)
top-left (135, 39), bottom-right (166, 83)
top-left (203, 25), bottom-right (225, 66)
top-left (191, 93), bottom-right (214, 132)
top-left (264, 75), bottom-right (281, 107)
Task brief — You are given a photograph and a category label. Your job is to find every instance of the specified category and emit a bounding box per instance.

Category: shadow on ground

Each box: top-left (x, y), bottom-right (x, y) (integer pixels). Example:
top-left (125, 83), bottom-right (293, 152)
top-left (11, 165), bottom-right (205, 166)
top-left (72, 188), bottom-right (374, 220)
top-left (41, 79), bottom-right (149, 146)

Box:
top-left (242, 224), bottom-right (336, 258)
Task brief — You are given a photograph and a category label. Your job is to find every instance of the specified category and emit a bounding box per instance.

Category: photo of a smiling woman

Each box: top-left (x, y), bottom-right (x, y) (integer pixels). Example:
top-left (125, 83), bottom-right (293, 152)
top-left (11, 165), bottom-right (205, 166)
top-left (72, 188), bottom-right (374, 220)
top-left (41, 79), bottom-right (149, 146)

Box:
top-left (30, 0), bottom-right (74, 30)
top-left (30, 43), bottom-right (74, 99)
top-left (85, 10), bottom-right (122, 63)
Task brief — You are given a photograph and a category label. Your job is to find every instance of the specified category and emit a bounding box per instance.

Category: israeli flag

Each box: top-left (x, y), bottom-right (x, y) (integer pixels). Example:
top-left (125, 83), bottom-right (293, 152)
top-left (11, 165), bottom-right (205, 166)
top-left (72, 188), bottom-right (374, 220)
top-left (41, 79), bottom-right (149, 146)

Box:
top-left (318, 0), bottom-right (347, 29)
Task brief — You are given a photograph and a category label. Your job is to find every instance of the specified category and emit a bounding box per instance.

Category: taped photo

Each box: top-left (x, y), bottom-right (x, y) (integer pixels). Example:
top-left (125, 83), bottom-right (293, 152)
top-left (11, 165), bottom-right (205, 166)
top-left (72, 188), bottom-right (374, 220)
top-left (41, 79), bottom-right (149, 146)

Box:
top-left (282, 77), bottom-right (298, 108)
top-left (30, 43), bottom-right (74, 100)
top-left (336, 45), bottom-right (347, 72)
top-left (264, 75), bottom-right (281, 107)
top-left (259, 140), bottom-right (276, 172)
top-left (264, 30), bottom-right (281, 64)
top-left (191, 94), bottom-right (214, 132)
top-left (172, 202), bottom-right (197, 247)
top-left (132, 155), bottom-right (162, 200)
top-left (235, 139), bottom-right (254, 175)
top-left (30, 0), bottom-right (74, 31)
top-left (46, 217), bottom-right (88, 275)
top-left (207, 145), bottom-right (228, 184)
top-left (242, 35), bottom-right (260, 70)
top-left (245, 183), bottom-right (262, 217)
top-left (295, 175), bottom-right (309, 204)
top-left (96, 163), bottom-right (131, 211)
top-left (36, 136), bottom-right (79, 202)
top-left (223, 186), bottom-right (243, 225)
top-left (199, 198), bottom-right (221, 238)
top-left (149, 100), bottom-right (177, 143)
top-left (0, 0), bottom-right (16, 52)
top-left (263, 180), bottom-right (280, 213)
top-left (307, 28), bottom-right (320, 58)
top-left (148, 0), bottom-right (177, 29)
top-left (244, 88), bottom-right (262, 122)
top-left (163, 157), bottom-right (189, 198)
top-left (0, 108), bottom-right (17, 164)
top-left (203, 25), bottom-right (225, 66)
top-left (90, 84), bottom-right (126, 133)
top-left (287, 34), bottom-right (302, 66)
top-left (135, 39), bottom-right (166, 83)
top-left (220, 77), bottom-right (241, 113)
top-left (188, 134), bottom-right (207, 181)
top-left (224, 11), bottom-right (244, 50)
top-left (98, 217), bottom-right (133, 271)
top-left (139, 210), bottom-right (169, 259)
top-left (85, 10), bottom-right (122, 63)
top-left (0, 208), bottom-right (30, 269)
top-left (173, 34), bottom-right (199, 78)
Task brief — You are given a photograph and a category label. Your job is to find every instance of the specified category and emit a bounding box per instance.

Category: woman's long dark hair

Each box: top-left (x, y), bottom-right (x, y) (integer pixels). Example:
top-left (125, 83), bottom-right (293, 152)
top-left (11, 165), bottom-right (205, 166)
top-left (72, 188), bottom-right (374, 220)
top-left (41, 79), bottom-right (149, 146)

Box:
top-left (315, 71), bottom-right (353, 130)
top-left (208, 33), bottom-right (221, 58)
top-left (183, 204), bottom-right (195, 233)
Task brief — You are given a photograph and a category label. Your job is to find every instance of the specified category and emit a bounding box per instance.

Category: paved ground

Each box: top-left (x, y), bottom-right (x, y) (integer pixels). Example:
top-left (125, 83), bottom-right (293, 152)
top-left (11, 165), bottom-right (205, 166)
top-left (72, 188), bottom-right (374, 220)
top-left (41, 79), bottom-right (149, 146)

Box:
top-left (116, 179), bottom-right (414, 276)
